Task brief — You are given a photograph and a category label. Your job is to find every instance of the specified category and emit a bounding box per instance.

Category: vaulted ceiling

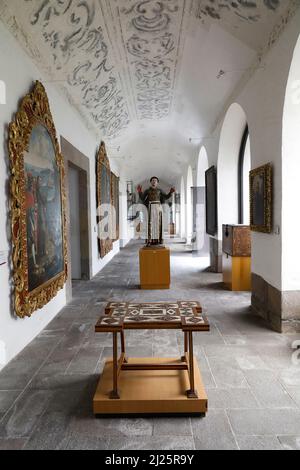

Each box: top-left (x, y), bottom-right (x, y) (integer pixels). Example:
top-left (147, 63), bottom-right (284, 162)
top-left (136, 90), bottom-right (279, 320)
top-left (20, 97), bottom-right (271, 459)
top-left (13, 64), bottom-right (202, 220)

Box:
top-left (0, 0), bottom-right (298, 184)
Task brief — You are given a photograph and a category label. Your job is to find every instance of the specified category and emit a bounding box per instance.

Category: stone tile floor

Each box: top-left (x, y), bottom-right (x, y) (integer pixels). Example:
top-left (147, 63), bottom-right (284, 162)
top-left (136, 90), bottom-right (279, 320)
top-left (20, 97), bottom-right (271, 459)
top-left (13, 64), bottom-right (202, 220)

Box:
top-left (0, 240), bottom-right (299, 450)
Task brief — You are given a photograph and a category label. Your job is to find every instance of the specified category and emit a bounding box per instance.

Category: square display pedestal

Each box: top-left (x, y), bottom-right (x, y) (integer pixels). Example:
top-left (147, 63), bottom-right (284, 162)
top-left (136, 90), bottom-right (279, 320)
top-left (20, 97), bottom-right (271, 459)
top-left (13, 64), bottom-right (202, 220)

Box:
top-left (93, 357), bottom-right (207, 415)
top-left (223, 253), bottom-right (251, 291)
top-left (139, 246), bottom-right (170, 290)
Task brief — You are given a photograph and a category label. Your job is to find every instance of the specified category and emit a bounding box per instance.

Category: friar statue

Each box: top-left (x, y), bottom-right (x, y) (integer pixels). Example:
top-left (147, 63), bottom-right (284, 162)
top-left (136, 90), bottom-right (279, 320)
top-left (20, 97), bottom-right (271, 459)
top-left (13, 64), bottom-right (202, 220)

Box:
top-left (137, 177), bottom-right (175, 246)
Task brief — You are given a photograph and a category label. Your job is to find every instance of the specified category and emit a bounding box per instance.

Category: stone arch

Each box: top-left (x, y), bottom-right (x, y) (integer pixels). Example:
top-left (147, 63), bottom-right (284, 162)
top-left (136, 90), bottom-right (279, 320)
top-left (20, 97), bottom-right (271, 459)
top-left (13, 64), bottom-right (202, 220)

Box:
top-left (217, 103), bottom-right (248, 236)
top-left (282, 34), bottom-right (300, 292)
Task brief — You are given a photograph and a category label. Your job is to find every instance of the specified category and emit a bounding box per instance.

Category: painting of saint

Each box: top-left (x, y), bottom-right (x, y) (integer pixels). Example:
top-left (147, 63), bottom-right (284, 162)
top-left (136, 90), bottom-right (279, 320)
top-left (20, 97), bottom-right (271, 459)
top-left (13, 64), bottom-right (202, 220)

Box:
top-left (24, 124), bottom-right (64, 292)
top-left (252, 174), bottom-right (265, 226)
top-left (250, 163), bottom-right (272, 233)
top-left (96, 142), bottom-right (113, 258)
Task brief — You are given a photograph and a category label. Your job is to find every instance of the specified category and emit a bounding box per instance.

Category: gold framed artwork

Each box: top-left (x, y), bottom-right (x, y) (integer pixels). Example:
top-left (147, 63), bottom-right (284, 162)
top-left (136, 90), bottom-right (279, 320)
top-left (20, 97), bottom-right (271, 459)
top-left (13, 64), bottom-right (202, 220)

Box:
top-left (9, 81), bottom-right (68, 318)
top-left (250, 163), bottom-right (272, 233)
top-left (96, 142), bottom-right (113, 258)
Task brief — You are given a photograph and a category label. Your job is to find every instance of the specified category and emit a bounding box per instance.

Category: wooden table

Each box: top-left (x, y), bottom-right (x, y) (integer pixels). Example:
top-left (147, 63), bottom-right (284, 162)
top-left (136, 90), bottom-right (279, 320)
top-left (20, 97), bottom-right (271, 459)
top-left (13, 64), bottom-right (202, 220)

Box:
top-left (95, 301), bottom-right (210, 401)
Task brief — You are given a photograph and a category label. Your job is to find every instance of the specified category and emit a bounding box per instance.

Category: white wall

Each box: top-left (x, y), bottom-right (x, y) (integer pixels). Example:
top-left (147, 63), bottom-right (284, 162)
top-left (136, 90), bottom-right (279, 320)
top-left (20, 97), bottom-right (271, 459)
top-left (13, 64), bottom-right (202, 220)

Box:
top-left (235, 11), bottom-right (300, 291)
top-left (242, 136), bottom-right (251, 225)
top-left (186, 166), bottom-right (193, 243)
top-left (197, 147), bottom-right (209, 187)
top-left (217, 103), bottom-right (247, 235)
top-left (198, 9), bottom-right (300, 292)
top-left (0, 22), bottom-right (123, 367)
top-left (282, 34), bottom-right (300, 292)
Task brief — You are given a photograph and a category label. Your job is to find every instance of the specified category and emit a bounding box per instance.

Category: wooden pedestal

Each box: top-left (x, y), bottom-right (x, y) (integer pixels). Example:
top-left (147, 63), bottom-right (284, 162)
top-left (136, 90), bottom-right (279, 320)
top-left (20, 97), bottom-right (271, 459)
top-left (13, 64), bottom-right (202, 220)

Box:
top-left (93, 357), bottom-right (207, 415)
top-left (139, 247), bottom-right (170, 290)
top-left (223, 253), bottom-right (251, 291)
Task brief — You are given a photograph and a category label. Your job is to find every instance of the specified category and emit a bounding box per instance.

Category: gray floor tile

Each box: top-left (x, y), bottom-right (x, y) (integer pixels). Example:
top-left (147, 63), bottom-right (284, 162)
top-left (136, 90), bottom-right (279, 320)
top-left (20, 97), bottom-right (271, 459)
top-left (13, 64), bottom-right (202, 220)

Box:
top-left (0, 391), bottom-right (22, 419)
top-left (228, 409), bottom-right (300, 435)
top-left (278, 436), bottom-right (300, 450)
top-left (284, 386), bottom-right (300, 408)
top-left (0, 240), bottom-right (298, 450)
top-left (66, 435), bottom-right (195, 450)
top-left (0, 390), bottom-right (53, 438)
top-left (66, 344), bottom-right (103, 374)
top-left (191, 410), bottom-right (238, 450)
top-left (250, 384), bottom-right (297, 409)
top-left (0, 438), bottom-right (27, 450)
top-left (28, 373), bottom-right (98, 392)
top-left (236, 435), bottom-right (283, 450)
top-left (208, 357), bottom-right (249, 389)
top-left (279, 366), bottom-right (300, 387)
top-left (151, 417), bottom-right (192, 436)
top-left (68, 411), bottom-right (153, 439)
top-left (207, 388), bottom-right (260, 410)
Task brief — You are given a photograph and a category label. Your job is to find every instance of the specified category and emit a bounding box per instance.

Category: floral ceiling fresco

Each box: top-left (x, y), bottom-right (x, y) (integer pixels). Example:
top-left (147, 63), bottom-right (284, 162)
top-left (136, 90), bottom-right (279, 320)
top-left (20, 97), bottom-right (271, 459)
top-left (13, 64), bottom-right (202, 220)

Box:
top-left (195, 0), bottom-right (282, 22)
top-left (0, 0), bottom-right (299, 141)
top-left (117, 0), bottom-right (186, 120)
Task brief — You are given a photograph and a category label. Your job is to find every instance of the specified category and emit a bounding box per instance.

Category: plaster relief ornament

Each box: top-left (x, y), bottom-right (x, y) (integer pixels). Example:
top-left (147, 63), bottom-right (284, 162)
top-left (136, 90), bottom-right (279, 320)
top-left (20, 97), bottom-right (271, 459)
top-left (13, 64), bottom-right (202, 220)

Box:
top-left (21, 0), bottom-right (129, 138)
top-left (120, 0), bottom-right (185, 120)
top-left (121, 0), bottom-right (180, 32)
top-left (127, 33), bottom-right (175, 59)
top-left (195, 0), bottom-right (281, 23)
top-left (137, 177), bottom-right (175, 246)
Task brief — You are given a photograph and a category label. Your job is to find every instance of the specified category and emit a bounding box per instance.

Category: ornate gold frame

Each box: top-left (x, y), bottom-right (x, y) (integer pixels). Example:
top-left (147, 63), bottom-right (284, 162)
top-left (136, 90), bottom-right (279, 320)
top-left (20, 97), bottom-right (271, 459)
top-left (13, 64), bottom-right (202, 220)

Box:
top-left (250, 163), bottom-right (273, 233)
top-left (96, 142), bottom-right (113, 258)
top-left (9, 81), bottom-right (68, 318)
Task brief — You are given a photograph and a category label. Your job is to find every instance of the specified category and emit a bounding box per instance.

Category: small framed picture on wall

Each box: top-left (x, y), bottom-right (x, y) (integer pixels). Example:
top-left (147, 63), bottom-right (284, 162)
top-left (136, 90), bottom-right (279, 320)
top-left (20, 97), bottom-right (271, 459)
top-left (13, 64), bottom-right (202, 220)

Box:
top-left (250, 163), bottom-right (272, 233)
top-left (205, 166), bottom-right (218, 236)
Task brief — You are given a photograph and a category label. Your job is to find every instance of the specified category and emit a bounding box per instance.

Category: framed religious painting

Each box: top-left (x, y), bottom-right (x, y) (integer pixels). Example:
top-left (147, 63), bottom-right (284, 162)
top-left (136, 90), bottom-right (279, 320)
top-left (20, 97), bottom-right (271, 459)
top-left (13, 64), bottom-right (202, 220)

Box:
top-left (250, 163), bottom-right (272, 233)
top-left (205, 166), bottom-right (218, 236)
top-left (96, 142), bottom-right (113, 258)
top-left (111, 172), bottom-right (120, 242)
top-left (9, 81), bottom-right (68, 318)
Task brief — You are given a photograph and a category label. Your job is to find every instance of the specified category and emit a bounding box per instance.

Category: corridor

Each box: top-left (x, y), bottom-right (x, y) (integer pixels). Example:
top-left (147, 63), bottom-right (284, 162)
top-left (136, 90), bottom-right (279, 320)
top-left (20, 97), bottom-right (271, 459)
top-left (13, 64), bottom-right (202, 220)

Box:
top-left (0, 241), bottom-right (299, 451)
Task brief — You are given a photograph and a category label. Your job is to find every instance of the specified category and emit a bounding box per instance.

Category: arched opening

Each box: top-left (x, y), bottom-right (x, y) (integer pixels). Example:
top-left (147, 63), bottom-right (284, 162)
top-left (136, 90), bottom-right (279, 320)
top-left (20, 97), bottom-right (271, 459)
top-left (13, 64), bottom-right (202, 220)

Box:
top-left (282, 34), bottom-right (300, 293)
top-left (194, 147), bottom-right (209, 255)
top-left (180, 176), bottom-right (186, 239)
top-left (218, 103), bottom-right (248, 235)
top-left (238, 126), bottom-right (251, 225)
top-left (197, 147), bottom-right (209, 187)
top-left (186, 166), bottom-right (193, 244)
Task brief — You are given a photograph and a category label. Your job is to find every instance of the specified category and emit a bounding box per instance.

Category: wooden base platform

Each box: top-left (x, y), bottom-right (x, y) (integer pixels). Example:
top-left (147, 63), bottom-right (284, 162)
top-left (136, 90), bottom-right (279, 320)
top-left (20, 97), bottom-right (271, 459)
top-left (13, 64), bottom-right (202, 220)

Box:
top-left (93, 357), bottom-right (208, 415)
top-left (222, 253), bottom-right (251, 291)
top-left (139, 247), bottom-right (170, 290)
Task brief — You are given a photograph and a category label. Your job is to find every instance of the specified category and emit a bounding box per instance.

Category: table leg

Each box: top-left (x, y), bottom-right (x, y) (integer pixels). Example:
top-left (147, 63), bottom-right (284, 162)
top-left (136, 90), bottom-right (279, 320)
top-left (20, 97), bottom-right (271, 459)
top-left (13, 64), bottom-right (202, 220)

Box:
top-left (181, 332), bottom-right (188, 362)
top-left (120, 330), bottom-right (128, 363)
top-left (109, 332), bottom-right (120, 399)
top-left (187, 331), bottom-right (198, 399)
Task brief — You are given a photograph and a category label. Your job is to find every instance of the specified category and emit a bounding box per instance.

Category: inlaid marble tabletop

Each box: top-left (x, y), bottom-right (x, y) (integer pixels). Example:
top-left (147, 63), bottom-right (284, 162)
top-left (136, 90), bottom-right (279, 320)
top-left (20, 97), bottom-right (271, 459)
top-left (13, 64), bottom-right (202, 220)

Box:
top-left (95, 301), bottom-right (210, 331)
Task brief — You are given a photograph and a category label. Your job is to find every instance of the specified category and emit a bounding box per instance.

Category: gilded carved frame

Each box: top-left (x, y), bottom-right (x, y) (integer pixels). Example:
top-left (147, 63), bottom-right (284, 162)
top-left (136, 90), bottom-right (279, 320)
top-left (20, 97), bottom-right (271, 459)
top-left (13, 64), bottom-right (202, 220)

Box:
top-left (96, 142), bottom-right (113, 258)
top-left (9, 81), bottom-right (68, 318)
top-left (250, 163), bottom-right (273, 233)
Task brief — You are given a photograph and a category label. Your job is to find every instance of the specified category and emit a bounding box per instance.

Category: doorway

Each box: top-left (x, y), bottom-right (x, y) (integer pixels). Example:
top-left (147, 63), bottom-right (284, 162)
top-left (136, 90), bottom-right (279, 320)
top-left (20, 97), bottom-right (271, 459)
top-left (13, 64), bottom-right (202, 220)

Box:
top-left (68, 164), bottom-right (85, 280)
top-left (61, 137), bottom-right (92, 300)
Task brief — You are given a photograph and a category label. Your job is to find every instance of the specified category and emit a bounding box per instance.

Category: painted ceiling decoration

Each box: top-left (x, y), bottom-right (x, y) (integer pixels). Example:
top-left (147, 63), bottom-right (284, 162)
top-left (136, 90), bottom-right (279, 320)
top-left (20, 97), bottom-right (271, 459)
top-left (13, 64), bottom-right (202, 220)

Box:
top-left (193, 0), bottom-right (300, 53)
top-left (195, 0), bottom-right (281, 23)
top-left (24, 0), bottom-right (130, 139)
top-left (117, 0), bottom-right (186, 120)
